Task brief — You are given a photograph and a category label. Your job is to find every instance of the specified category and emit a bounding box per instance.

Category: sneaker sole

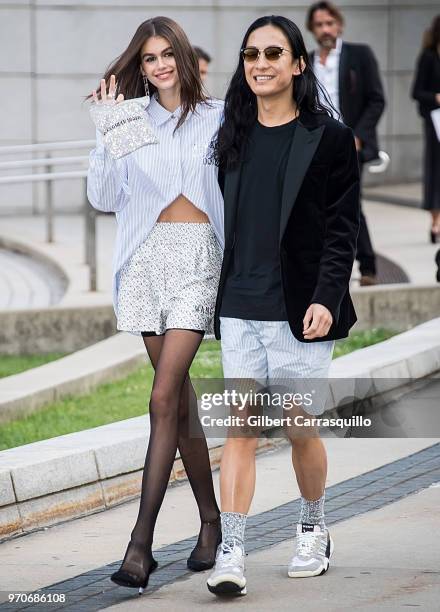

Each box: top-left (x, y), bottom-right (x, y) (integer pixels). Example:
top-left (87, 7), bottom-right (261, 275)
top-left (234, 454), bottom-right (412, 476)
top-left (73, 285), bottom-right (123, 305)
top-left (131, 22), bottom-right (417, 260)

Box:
top-left (206, 574), bottom-right (247, 595)
top-left (288, 536), bottom-right (334, 579)
top-left (207, 581), bottom-right (247, 596)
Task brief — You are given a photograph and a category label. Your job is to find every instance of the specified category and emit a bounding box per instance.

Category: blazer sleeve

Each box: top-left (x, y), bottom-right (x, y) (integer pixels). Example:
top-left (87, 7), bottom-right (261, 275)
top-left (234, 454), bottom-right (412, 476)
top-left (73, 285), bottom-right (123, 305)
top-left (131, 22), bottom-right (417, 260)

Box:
top-left (353, 45), bottom-right (385, 144)
top-left (87, 129), bottom-right (130, 213)
top-left (411, 50), bottom-right (438, 111)
top-left (310, 126), bottom-right (360, 323)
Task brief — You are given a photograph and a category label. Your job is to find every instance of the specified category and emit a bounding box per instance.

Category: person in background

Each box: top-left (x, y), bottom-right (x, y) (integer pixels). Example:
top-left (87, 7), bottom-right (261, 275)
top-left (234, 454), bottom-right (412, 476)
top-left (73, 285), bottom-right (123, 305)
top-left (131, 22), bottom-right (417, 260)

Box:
top-left (307, 1), bottom-right (385, 286)
top-left (194, 46), bottom-right (212, 83)
top-left (412, 15), bottom-right (440, 244)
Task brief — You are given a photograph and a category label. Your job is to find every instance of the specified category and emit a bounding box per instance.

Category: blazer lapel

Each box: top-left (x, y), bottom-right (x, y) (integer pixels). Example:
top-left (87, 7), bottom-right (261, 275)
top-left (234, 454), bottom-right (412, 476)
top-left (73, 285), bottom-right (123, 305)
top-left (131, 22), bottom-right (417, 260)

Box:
top-left (338, 42), bottom-right (349, 117)
top-left (279, 122), bottom-right (325, 245)
top-left (223, 164), bottom-right (242, 249)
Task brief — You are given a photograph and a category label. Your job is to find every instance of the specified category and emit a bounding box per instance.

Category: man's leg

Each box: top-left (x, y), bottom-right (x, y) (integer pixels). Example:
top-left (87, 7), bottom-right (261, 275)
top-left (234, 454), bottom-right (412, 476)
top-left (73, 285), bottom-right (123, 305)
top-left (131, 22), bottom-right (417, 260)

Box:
top-left (357, 208), bottom-right (377, 278)
top-left (207, 317), bottom-right (267, 596)
top-left (291, 435), bottom-right (327, 528)
top-left (220, 436), bottom-right (260, 513)
top-left (287, 418), bottom-right (334, 578)
top-left (264, 321), bottom-right (335, 577)
top-left (356, 161), bottom-right (377, 283)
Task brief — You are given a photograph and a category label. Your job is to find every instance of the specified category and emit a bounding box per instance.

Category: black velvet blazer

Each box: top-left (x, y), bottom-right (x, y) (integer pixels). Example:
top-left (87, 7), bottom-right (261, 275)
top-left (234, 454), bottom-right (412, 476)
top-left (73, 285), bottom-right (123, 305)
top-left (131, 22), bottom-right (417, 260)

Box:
top-left (214, 111), bottom-right (361, 343)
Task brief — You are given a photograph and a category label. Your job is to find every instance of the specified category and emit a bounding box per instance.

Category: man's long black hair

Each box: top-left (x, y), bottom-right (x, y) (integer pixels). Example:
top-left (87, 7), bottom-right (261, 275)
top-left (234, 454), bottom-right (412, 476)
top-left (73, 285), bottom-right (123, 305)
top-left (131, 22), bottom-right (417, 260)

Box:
top-left (212, 15), bottom-right (336, 171)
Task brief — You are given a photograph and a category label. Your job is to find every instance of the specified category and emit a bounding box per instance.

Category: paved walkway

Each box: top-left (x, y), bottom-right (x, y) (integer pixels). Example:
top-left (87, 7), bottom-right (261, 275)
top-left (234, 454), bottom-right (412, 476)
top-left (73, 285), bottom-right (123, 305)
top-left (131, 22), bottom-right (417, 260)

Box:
top-left (364, 181), bottom-right (422, 208)
top-left (0, 249), bottom-right (66, 310)
top-left (363, 199), bottom-right (438, 285)
top-left (0, 183), bottom-right (438, 311)
top-left (0, 436), bottom-right (438, 610)
top-left (0, 214), bottom-right (115, 309)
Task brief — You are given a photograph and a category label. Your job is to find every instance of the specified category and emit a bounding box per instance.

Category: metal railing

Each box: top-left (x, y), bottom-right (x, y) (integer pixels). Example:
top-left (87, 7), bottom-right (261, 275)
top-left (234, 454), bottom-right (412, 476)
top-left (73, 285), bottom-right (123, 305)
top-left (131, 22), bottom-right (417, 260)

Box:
top-left (0, 140), bottom-right (97, 291)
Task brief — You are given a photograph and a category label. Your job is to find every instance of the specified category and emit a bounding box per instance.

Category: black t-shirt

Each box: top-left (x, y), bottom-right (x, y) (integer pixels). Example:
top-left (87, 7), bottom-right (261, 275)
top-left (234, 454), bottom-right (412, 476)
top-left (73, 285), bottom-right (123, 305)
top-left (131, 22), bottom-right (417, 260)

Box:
top-left (220, 117), bottom-right (297, 321)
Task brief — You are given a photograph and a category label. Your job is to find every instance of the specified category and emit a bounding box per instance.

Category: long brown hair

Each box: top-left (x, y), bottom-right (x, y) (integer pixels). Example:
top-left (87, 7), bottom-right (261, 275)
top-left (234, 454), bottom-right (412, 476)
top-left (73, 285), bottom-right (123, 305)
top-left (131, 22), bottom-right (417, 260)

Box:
top-left (422, 14), bottom-right (440, 51)
top-left (88, 16), bottom-right (207, 130)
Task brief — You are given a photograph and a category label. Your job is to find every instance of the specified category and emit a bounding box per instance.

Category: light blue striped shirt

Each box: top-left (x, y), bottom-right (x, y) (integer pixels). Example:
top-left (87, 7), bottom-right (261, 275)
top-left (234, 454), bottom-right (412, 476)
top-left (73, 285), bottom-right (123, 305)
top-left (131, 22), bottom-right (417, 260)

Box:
top-left (87, 95), bottom-right (224, 314)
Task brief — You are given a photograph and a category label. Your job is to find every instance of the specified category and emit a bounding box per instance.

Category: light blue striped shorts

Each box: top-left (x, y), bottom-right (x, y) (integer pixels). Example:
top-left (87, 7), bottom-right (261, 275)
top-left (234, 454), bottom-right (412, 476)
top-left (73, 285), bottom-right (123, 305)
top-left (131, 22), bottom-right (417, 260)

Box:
top-left (220, 317), bottom-right (335, 379)
top-left (220, 317), bottom-right (335, 415)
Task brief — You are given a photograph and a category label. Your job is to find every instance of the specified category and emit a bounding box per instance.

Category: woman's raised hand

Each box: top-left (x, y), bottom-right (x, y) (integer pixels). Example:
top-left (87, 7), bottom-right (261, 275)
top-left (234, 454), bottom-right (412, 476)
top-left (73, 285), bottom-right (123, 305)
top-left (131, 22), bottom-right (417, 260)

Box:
top-left (92, 74), bottom-right (124, 105)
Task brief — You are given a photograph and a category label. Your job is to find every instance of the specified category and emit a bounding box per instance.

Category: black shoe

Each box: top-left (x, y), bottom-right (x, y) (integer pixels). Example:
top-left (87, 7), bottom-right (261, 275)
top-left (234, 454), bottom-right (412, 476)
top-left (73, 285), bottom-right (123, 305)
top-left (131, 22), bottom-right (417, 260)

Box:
top-left (435, 249), bottom-right (440, 282)
top-left (430, 230), bottom-right (439, 244)
top-left (187, 516), bottom-right (222, 572)
top-left (111, 541), bottom-right (158, 594)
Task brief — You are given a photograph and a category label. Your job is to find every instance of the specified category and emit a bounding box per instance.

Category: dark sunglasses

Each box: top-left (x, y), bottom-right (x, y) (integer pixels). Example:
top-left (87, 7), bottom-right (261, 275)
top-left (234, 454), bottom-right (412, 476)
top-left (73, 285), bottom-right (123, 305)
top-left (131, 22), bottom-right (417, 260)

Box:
top-left (241, 46), bottom-right (293, 62)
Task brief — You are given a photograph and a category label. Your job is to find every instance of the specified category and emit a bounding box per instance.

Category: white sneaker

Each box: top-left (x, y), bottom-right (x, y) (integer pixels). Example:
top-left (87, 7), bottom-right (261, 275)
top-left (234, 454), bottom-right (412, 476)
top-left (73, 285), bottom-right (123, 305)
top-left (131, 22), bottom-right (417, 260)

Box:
top-left (288, 523), bottom-right (334, 578)
top-left (207, 542), bottom-right (247, 596)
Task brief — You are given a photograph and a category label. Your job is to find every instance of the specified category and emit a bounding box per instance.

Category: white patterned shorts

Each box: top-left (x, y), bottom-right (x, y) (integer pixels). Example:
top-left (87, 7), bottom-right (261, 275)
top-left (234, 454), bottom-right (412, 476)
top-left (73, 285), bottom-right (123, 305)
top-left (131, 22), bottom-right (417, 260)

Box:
top-left (117, 222), bottom-right (223, 335)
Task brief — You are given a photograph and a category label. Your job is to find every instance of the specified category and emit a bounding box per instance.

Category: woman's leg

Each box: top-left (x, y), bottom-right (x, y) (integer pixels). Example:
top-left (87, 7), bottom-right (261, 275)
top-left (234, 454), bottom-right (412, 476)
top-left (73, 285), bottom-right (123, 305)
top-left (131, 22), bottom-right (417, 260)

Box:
top-left (142, 333), bottom-right (220, 566)
top-left (113, 329), bottom-right (204, 584)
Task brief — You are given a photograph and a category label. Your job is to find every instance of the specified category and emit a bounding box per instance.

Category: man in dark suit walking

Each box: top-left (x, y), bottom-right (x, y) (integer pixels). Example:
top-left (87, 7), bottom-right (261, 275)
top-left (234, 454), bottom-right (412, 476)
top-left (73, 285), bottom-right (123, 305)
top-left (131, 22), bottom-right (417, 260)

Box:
top-left (307, 1), bottom-right (385, 286)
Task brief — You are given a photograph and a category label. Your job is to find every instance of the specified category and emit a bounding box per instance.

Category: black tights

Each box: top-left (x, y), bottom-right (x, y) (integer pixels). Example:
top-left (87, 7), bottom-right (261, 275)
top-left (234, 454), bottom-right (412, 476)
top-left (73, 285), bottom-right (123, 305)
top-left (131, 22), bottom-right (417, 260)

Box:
top-left (118, 329), bottom-right (220, 581)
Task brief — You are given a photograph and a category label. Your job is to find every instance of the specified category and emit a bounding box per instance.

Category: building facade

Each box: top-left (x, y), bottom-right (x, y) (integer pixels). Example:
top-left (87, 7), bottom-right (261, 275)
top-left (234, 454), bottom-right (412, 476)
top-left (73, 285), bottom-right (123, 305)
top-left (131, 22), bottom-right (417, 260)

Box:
top-left (1, 0), bottom-right (439, 211)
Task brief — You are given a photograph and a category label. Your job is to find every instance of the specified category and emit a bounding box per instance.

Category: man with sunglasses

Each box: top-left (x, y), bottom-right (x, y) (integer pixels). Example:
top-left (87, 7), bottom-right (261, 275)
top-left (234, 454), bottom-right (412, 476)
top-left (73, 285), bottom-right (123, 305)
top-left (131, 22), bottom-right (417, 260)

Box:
top-left (307, 1), bottom-right (385, 286)
top-left (207, 15), bottom-right (360, 597)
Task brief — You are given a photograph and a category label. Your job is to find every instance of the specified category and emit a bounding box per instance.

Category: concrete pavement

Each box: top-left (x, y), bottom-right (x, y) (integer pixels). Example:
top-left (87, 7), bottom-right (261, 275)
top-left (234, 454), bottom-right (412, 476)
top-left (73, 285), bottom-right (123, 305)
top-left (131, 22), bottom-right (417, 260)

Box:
top-left (120, 486), bottom-right (439, 612)
top-left (0, 249), bottom-right (66, 310)
top-left (364, 181), bottom-right (422, 208)
top-left (0, 214), bottom-right (115, 309)
top-left (362, 200), bottom-right (439, 285)
top-left (0, 437), bottom-right (438, 609)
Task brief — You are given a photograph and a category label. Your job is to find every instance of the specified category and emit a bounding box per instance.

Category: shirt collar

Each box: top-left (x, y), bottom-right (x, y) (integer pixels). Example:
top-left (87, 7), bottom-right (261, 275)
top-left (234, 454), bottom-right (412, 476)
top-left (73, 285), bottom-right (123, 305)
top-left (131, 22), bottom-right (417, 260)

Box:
top-left (147, 94), bottom-right (182, 126)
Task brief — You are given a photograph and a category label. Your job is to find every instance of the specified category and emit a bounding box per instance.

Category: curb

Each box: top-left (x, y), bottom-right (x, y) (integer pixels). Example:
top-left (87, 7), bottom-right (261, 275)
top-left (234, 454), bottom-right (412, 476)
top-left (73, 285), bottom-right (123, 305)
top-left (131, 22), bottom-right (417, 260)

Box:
top-left (2, 285), bottom-right (439, 357)
top-left (363, 192), bottom-right (420, 208)
top-left (351, 283), bottom-right (440, 333)
top-left (0, 318), bottom-right (439, 540)
top-left (0, 430), bottom-right (277, 542)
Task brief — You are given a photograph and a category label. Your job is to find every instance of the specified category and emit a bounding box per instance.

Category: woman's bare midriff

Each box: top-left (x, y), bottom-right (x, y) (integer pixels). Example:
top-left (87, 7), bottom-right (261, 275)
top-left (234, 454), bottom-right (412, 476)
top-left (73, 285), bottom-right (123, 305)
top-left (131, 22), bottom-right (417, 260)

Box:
top-left (157, 194), bottom-right (209, 223)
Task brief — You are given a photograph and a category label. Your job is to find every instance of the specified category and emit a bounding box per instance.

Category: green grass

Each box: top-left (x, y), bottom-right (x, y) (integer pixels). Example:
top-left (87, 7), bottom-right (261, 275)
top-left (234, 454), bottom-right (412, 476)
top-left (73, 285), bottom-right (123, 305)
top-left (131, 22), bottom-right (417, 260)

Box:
top-left (0, 329), bottom-right (396, 450)
top-left (0, 353), bottom-right (67, 379)
top-left (333, 328), bottom-right (396, 358)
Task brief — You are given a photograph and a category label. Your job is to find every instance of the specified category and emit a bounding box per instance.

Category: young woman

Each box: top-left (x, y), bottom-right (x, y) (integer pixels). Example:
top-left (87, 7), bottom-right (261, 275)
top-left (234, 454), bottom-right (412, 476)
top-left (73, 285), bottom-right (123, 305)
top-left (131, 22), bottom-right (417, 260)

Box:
top-left (412, 14), bottom-right (440, 243)
top-left (87, 16), bottom-right (224, 593)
